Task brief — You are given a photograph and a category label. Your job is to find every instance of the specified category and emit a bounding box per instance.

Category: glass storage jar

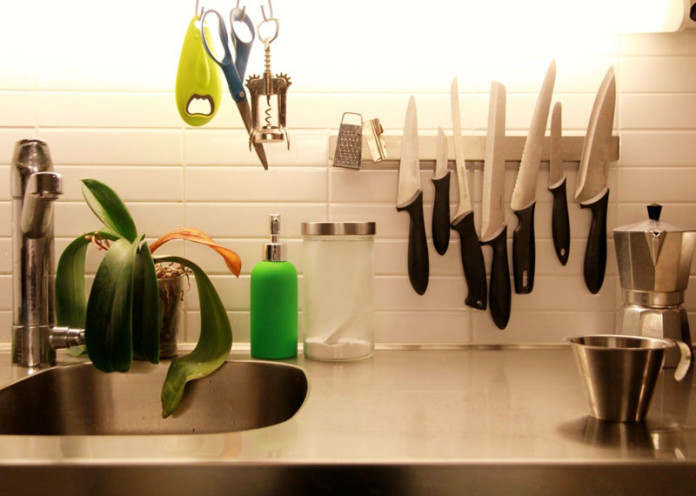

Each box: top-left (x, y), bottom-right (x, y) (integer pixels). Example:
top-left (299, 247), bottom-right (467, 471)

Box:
top-left (301, 221), bottom-right (376, 361)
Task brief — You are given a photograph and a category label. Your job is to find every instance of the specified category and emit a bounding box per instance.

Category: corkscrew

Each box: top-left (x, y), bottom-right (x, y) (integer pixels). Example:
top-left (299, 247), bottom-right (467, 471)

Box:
top-left (246, 0), bottom-right (291, 149)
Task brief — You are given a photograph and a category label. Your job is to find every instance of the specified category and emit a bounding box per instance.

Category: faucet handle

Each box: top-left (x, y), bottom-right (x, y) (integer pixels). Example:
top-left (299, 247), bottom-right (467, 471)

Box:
top-left (28, 171), bottom-right (63, 199)
top-left (21, 172), bottom-right (62, 238)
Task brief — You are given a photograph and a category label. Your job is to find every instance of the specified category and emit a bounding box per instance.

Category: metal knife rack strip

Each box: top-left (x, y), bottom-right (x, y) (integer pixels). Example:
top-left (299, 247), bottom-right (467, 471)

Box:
top-left (329, 135), bottom-right (620, 169)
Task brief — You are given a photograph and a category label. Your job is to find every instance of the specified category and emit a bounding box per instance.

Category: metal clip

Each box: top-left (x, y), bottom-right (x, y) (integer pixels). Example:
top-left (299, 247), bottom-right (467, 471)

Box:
top-left (363, 118), bottom-right (388, 162)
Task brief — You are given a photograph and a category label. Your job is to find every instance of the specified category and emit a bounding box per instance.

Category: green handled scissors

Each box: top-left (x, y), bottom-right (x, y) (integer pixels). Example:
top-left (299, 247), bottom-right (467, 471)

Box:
top-left (201, 6), bottom-right (269, 169)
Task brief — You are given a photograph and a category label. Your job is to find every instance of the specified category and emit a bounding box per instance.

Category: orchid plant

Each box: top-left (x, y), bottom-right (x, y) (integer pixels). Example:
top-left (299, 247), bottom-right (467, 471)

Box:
top-left (55, 179), bottom-right (241, 417)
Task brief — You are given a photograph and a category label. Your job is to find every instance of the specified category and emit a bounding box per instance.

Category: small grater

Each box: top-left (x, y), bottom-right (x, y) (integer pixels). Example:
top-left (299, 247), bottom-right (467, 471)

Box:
top-left (333, 112), bottom-right (363, 169)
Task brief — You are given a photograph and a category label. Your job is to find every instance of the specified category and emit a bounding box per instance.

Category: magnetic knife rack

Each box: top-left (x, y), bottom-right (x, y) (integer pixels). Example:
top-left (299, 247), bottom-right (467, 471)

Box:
top-left (328, 135), bottom-right (620, 169)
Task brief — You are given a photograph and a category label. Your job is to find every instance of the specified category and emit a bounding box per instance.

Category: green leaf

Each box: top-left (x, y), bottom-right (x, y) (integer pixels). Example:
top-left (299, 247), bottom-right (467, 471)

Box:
top-left (85, 237), bottom-right (141, 373)
top-left (55, 235), bottom-right (91, 328)
top-left (155, 255), bottom-right (232, 418)
top-left (132, 242), bottom-right (160, 364)
top-left (81, 179), bottom-right (138, 242)
top-left (67, 345), bottom-right (87, 357)
top-left (55, 229), bottom-right (121, 328)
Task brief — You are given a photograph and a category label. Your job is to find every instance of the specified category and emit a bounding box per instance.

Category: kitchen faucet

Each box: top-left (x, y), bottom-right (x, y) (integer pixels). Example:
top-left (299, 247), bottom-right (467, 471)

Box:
top-left (11, 139), bottom-right (84, 368)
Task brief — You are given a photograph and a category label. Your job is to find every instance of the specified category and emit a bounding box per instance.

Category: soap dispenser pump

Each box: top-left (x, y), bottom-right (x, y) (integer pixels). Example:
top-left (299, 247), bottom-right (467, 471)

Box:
top-left (250, 214), bottom-right (298, 359)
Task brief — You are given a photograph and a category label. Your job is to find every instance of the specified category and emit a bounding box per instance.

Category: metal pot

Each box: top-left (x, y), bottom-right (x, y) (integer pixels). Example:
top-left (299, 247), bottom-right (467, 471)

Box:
top-left (613, 204), bottom-right (696, 366)
top-left (614, 204), bottom-right (696, 298)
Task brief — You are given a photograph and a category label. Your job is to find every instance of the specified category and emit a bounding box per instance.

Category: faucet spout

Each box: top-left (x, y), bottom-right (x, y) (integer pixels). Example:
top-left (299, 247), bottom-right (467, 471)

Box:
top-left (11, 139), bottom-right (84, 368)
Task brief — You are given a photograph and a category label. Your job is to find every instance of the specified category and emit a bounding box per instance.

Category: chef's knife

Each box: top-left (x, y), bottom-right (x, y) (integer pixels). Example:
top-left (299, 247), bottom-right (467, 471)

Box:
top-left (548, 101), bottom-right (570, 266)
top-left (431, 127), bottom-right (451, 256)
top-left (511, 60), bottom-right (556, 294)
top-left (450, 77), bottom-right (487, 310)
top-left (480, 81), bottom-right (510, 329)
top-left (397, 96), bottom-right (429, 295)
top-left (575, 66), bottom-right (616, 294)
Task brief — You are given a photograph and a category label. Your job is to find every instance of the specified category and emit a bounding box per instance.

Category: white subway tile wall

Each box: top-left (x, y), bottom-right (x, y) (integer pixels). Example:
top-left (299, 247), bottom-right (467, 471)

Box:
top-left (1, 5), bottom-right (696, 346)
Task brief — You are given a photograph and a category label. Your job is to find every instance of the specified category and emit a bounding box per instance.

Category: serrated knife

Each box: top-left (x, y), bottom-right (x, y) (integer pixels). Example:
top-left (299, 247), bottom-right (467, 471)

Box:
top-left (397, 96), bottom-right (429, 295)
top-left (450, 77), bottom-right (487, 310)
top-left (548, 101), bottom-right (570, 266)
top-left (511, 60), bottom-right (556, 294)
top-left (431, 127), bottom-right (451, 256)
top-left (575, 66), bottom-right (616, 294)
top-left (480, 81), bottom-right (510, 329)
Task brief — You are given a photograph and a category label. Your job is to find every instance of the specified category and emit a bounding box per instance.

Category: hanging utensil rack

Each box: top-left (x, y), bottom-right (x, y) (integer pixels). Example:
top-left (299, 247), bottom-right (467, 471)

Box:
top-left (328, 135), bottom-right (620, 169)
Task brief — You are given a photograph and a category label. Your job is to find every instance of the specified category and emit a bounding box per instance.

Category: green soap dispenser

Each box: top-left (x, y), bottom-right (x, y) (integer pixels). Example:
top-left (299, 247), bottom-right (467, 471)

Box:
top-left (250, 214), bottom-right (298, 359)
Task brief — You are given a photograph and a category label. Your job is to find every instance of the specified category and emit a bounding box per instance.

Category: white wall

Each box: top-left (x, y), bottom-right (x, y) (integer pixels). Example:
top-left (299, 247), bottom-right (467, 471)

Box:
top-left (2, 1), bottom-right (696, 346)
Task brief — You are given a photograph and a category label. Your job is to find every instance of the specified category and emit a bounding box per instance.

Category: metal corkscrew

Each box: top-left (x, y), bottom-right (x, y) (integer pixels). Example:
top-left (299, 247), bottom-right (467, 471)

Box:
top-left (246, 0), bottom-right (291, 149)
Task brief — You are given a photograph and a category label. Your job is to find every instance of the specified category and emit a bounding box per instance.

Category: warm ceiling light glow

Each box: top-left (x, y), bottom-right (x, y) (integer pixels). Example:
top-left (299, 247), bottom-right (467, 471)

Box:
top-left (6, 0), bottom-right (689, 92)
top-left (594, 0), bottom-right (689, 32)
top-left (436, 0), bottom-right (690, 34)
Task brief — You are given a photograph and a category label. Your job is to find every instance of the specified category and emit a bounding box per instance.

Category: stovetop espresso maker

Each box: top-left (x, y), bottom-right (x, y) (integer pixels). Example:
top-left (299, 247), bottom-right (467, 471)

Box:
top-left (613, 204), bottom-right (696, 366)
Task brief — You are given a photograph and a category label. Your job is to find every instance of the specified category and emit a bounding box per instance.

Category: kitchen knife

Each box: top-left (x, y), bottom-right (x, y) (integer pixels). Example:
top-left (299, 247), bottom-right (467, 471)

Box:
top-left (548, 101), bottom-right (570, 266)
top-left (511, 60), bottom-right (556, 294)
top-left (397, 96), bottom-right (429, 295)
top-left (431, 127), bottom-right (451, 256)
top-left (480, 81), bottom-right (510, 329)
top-left (575, 66), bottom-right (616, 294)
top-left (450, 77), bottom-right (487, 310)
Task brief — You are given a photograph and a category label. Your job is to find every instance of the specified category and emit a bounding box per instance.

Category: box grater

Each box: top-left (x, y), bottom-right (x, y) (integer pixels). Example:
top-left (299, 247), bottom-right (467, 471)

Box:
top-left (333, 112), bottom-right (363, 169)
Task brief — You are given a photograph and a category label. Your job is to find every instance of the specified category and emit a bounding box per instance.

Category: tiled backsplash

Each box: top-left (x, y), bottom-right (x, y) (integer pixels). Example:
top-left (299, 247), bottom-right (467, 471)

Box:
top-left (2, 8), bottom-right (696, 346)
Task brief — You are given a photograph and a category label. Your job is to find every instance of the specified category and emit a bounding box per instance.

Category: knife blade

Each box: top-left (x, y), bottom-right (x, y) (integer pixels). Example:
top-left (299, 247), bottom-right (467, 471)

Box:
top-left (450, 76), bottom-right (487, 310)
top-left (431, 127), bottom-right (451, 256)
top-left (548, 101), bottom-right (570, 266)
top-left (510, 60), bottom-right (556, 294)
top-left (397, 96), bottom-right (429, 295)
top-left (480, 81), bottom-right (510, 329)
top-left (575, 66), bottom-right (616, 294)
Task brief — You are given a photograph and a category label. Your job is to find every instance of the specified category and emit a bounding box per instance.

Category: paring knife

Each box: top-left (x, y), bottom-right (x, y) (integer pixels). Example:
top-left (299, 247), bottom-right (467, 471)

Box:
top-left (510, 60), bottom-right (556, 294)
top-left (480, 81), bottom-right (510, 329)
top-left (450, 77), bottom-right (487, 310)
top-left (548, 102), bottom-right (570, 266)
top-left (431, 127), bottom-right (451, 256)
top-left (575, 66), bottom-right (616, 294)
top-left (397, 96), bottom-right (429, 295)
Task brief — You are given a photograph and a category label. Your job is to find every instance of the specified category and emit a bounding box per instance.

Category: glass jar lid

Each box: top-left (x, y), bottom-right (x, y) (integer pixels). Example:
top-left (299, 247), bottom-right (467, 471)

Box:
top-left (301, 221), bottom-right (376, 236)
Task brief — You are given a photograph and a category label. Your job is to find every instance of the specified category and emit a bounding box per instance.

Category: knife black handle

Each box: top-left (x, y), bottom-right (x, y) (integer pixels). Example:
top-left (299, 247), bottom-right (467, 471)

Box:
top-left (451, 212), bottom-right (487, 310)
top-left (512, 203), bottom-right (536, 294)
top-left (482, 227), bottom-right (511, 330)
top-left (431, 172), bottom-right (451, 256)
top-left (397, 191), bottom-right (429, 295)
top-left (580, 188), bottom-right (609, 294)
top-left (549, 178), bottom-right (570, 266)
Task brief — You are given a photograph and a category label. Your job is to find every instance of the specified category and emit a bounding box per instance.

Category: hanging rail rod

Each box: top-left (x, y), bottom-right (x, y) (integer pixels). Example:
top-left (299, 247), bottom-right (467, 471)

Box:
top-left (328, 135), bottom-right (620, 170)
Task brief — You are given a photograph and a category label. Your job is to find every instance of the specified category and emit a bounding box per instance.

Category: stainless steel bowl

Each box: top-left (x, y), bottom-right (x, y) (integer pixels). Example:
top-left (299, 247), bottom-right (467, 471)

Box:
top-left (567, 335), bottom-right (675, 422)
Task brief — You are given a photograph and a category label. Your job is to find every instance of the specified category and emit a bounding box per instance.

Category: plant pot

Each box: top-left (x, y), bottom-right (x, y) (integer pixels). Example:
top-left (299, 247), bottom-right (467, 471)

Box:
top-left (158, 272), bottom-right (186, 359)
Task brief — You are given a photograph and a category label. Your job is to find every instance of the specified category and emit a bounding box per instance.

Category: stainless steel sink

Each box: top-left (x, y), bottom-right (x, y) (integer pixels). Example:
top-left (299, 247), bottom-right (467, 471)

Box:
top-left (0, 360), bottom-right (308, 435)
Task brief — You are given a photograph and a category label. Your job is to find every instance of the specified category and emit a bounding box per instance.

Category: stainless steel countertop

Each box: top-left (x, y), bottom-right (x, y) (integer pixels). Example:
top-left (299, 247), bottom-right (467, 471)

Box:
top-left (1, 347), bottom-right (695, 495)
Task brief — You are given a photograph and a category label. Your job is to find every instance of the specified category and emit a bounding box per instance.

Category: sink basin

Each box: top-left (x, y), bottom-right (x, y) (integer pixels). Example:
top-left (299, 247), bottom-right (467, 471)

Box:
top-left (0, 360), bottom-right (308, 436)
